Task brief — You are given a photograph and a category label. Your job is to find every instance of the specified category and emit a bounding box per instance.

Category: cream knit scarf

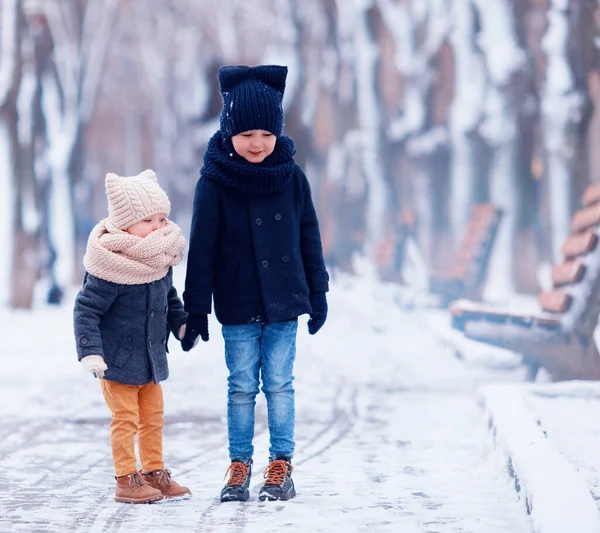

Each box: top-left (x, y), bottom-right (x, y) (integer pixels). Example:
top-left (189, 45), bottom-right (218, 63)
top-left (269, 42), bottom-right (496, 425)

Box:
top-left (84, 218), bottom-right (186, 285)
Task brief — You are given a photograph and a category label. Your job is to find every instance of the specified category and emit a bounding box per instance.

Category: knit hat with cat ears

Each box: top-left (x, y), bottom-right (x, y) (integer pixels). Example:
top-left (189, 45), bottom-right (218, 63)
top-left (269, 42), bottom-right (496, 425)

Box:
top-left (218, 65), bottom-right (287, 138)
top-left (105, 169), bottom-right (171, 230)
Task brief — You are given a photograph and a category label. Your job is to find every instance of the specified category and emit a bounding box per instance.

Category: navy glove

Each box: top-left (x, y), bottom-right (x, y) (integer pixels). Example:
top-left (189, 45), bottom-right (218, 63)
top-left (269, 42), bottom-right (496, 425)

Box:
top-left (307, 292), bottom-right (328, 335)
top-left (181, 313), bottom-right (209, 351)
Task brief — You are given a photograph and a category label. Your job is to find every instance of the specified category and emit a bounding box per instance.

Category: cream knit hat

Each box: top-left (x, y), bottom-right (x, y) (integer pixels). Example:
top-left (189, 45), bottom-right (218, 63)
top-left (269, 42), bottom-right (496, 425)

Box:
top-left (105, 169), bottom-right (171, 230)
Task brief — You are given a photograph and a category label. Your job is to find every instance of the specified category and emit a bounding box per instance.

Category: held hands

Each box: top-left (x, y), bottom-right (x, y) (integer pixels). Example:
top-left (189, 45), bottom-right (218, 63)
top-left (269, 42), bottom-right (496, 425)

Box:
top-left (307, 292), bottom-right (328, 335)
top-left (80, 355), bottom-right (108, 378)
top-left (181, 313), bottom-right (209, 351)
top-left (178, 324), bottom-right (201, 350)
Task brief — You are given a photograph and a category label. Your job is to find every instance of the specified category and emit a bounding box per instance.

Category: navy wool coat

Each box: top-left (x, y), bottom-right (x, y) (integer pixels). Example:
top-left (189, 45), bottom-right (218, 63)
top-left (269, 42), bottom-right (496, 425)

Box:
top-left (184, 164), bottom-right (329, 325)
top-left (73, 268), bottom-right (187, 385)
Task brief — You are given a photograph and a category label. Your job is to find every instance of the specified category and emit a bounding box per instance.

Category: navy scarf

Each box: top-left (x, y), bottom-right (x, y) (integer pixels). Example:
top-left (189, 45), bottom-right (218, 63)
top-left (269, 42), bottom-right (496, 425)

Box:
top-left (202, 131), bottom-right (296, 196)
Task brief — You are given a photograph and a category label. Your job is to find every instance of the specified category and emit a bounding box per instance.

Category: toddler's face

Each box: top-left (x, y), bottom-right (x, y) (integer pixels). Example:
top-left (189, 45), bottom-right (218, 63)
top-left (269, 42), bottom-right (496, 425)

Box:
top-left (126, 213), bottom-right (168, 238)
top-left (231, 130), bottom-right (276, 163)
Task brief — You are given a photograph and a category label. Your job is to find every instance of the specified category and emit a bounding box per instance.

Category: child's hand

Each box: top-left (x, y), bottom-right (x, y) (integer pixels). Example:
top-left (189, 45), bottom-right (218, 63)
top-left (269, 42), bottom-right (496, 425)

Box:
top-left (178, 324), bottom-right (200, 349)
top-left (307, 292), bottom-right (328, 335)
top-left (181, 314), bottom-right (209, 351)
top-left (80, 355), bottom-right (108, 378)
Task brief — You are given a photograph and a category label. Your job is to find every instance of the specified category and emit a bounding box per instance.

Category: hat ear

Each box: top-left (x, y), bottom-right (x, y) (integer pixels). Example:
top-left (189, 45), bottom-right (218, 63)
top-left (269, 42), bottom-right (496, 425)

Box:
top-left (218, 65), bottom-right (251, 92)
top-left (105, 172), bottom-right (120, 192)
top-left (253, 65), bottom-right (287, 93)
top-left (138, 169), bottom-right (158, 183)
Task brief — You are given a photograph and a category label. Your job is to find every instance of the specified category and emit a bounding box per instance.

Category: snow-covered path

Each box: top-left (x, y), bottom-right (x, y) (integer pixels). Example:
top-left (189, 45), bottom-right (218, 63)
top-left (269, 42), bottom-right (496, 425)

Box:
top-left (1, 273), bottom-right (532, 532)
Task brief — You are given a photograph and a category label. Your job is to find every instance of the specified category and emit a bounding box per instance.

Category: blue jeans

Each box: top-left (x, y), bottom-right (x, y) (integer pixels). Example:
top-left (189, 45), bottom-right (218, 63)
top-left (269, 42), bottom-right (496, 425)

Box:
top-left (222, 320), bottom-right (297, 461)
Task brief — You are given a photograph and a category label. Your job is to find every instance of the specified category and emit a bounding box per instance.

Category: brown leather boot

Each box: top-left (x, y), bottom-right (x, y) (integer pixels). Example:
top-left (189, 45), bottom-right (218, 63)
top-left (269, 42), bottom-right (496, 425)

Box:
top-left (142, 469), bottom-right (191, 499)
top-left (115, 472), bottom-right (163, 504)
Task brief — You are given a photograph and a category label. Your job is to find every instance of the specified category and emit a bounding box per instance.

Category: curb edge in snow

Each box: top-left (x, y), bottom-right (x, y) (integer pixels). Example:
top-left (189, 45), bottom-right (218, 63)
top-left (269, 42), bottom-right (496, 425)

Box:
top-left (480, 384), bottom-right (600, 533)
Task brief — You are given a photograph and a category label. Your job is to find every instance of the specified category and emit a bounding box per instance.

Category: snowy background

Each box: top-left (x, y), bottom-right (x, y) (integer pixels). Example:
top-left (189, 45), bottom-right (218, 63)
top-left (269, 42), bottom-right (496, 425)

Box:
top-left (3, 0), bottom-right (600, 531)
top-left (3, 0), bottom-right (600, 308)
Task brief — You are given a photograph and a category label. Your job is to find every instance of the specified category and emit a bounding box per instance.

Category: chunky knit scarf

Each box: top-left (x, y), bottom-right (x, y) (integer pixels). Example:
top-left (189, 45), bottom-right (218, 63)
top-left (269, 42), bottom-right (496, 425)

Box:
top-left (202, 131), bottom-right (296, 196)
top-left (83, 218), bottom-right (186, 285)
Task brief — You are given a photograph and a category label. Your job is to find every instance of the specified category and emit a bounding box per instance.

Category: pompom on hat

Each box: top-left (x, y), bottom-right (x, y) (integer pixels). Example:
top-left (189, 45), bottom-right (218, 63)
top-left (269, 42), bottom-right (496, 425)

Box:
top-left (218, 65), bottom-right (287, 138)
top-left (105, 169), bottom-right (171, 230)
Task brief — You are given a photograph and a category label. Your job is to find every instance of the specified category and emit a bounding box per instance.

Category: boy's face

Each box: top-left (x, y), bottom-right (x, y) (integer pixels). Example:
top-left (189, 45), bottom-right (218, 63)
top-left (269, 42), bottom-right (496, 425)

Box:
top-left (231, 130), bottom-right (277, 163)
top-left (126, 213), bottom-right (168, 238)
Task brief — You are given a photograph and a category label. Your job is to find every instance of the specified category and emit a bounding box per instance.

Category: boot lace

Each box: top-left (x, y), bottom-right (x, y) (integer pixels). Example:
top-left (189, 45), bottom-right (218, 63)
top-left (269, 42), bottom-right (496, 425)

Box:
top-left (224, 462), bottom-right (250, 487)
top-left (154, 469), bottom-right (172, 487)
top-left (263, 460), bottom-right (292, 486)
top-left (128, 472), bottom-right (145, 488)
top-left (143, 469), bottom-right (172, 487)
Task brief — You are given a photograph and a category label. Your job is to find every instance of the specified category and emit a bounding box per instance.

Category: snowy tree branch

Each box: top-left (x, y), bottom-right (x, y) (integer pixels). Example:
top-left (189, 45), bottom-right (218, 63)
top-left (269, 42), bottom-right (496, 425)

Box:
top-left (0, 0), bottom-right (18, 106)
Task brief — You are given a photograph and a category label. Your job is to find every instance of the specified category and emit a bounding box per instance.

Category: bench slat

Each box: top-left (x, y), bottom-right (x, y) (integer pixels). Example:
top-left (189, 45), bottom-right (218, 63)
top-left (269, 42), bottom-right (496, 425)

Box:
top-left (431, 264), bottom-right (468, 281)
top-left (453, 252), bottom-right (477, 269)
top-left (551, 260), bottom-right (585, 286)
top-left (471, 204), bottom-right (498, 219)
top-left (582, 181), bottom-right (600, 207)
top-left (561, 231), bottom-right (598, 258)
top-left (570, 205), bottom-right (600, 233)
top-left (430, 205), bottom-right (502, 301)
top-left (449, 300), bottom-right (561, 329)
top-left (538, 290), bottom-right (571, 313)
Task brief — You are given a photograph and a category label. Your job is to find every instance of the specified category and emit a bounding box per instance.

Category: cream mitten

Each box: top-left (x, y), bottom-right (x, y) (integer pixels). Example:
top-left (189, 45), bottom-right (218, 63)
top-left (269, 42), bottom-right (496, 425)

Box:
top-left (178, 324), bottom-right (200, 349)
top-left (80, 355), bottom-right (108, 378)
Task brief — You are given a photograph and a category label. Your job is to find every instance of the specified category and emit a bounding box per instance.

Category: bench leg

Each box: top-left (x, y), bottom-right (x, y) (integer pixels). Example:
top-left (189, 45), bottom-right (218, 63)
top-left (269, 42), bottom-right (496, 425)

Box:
top-left (524, 360), bottom-right (540, 382)
top-left (531, 337), bottom-right (600, 381)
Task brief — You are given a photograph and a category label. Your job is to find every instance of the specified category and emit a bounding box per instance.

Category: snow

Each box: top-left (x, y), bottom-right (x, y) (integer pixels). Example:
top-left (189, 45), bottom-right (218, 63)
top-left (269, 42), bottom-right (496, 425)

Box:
top-left (541, 0), bottom-right (579, 261)
top-left (4, 266), bottom-right (600, 531)
top-left (0, 0), bottom-right (17, 105)
top-left (448, 0), bottom-right (486, 243)
top-left (0, 120), bottom-right (13, 307)
top-left (1, 267), bottom-right (538, 532)
top-left (471, 0), bottom-right (525, 86)
top-left (482, 383), bottom-right (600, 533)
top-left (3, 1), bottom-right (600, 529)
top-left (343, 1), bottom-right (388, 252)
top-left (0, 0), bottom-right (18, 307)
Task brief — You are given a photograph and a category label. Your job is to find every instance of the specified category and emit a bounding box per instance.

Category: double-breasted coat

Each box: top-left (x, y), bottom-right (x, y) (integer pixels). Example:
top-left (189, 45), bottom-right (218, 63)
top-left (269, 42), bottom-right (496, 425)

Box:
top-left (184, 164), bottom-right (329, 325)
top-left (74, 267), bottom-right (187, 385)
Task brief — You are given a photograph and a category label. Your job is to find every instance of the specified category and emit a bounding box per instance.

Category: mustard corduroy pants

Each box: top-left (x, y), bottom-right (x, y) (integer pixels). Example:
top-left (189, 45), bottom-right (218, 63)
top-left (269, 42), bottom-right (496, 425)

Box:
top-left (100, 380), bottom-right (165, 477)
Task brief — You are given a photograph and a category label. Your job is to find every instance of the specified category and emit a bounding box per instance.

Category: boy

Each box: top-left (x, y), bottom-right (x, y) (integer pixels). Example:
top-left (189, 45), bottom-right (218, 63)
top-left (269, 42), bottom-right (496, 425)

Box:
top-left (182, 65), bottom-right (329, 502)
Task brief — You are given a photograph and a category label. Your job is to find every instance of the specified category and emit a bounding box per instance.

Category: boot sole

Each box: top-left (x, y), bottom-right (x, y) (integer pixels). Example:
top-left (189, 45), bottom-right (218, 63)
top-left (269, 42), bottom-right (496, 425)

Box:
top-left (161, 492), bottom-right (192, 500)
top-left (258, 490), bottom-right (296, 502)
top-left (220, 491), bottom-right (250, 502)
top-left (115, 494), bottom-right (164, 504)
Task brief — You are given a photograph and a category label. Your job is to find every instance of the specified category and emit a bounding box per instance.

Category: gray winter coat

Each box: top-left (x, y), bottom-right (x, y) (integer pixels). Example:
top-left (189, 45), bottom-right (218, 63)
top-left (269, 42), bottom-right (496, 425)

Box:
top-left (73, 267), bottom-right (187, 385)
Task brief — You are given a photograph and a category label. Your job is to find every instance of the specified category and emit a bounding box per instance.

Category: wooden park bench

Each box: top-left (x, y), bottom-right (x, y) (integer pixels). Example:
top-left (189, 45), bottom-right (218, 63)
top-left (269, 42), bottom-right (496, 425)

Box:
top-left (375, 208), bottom-right (418, 282)
top-left (429, 204), bottom-right (503, 306)
top-left (449, 183), bottom-right (600, 381)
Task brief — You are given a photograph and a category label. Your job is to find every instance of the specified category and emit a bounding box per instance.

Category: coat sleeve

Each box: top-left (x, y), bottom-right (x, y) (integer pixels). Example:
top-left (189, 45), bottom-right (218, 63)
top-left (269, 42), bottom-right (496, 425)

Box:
top-left (183, 176), bottom-right (220, 314)
top-left (166, 268), bottom-right (187, 335)
top-left (73, 273), bottom-right (118, 360)
top-left (298, 166), bottom-right (329, 293)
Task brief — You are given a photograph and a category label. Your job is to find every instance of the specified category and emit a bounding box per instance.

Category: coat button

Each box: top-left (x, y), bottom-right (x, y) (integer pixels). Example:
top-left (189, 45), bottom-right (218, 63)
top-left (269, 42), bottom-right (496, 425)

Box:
top-left (255, 218), bottom-right (262, 225)
top-left (282, 255), bottom-right (289, 262)
top-left (262, 260), bottom-right (269, 268)
top-left (274, 213), bottom-right (282, 221)
top-left (149, 341), bottom-right (152, 348)
top-left (162, 339), bottom-right (166, 346)
top-left (80, 337), bottom-right (88, 345)
top-left (150, 311), bottom-right (155, 318)
top-left (165, 305), bottom-right (168, 313)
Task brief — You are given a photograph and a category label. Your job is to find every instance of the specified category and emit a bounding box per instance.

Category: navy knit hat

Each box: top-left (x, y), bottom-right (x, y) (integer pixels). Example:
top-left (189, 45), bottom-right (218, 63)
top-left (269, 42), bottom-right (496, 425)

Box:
top-left (218, 65), bottom-right (287, 138)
